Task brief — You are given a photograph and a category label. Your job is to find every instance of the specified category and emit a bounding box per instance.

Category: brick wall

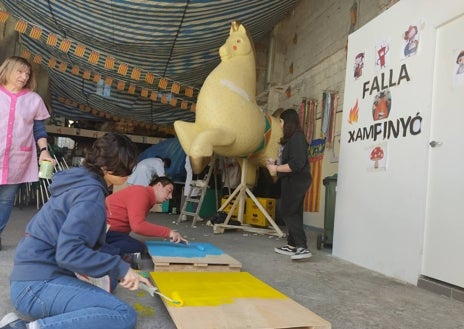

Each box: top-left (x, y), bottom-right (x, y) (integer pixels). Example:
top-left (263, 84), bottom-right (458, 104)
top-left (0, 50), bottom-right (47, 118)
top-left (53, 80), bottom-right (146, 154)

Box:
top-left (259, 0), bottom-right (399, 228)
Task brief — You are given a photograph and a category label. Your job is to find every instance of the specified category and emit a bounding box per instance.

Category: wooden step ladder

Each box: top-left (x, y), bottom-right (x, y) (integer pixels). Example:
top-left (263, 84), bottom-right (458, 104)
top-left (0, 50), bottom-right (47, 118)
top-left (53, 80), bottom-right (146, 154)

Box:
top-left (177, 156), bottom-right (215, 226)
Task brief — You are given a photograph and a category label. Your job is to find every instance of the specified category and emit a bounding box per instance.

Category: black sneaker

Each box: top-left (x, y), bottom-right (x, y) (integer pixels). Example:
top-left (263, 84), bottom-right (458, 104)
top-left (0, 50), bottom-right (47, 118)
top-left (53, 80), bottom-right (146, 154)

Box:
top-left (122, 252), bottom-right (142, 270)
top-left (274, 245), bottom-right (296, 256)
top-left (0, 313), bottom-right (27, 329)
top-left (291, 248), bottom-right (312, 260)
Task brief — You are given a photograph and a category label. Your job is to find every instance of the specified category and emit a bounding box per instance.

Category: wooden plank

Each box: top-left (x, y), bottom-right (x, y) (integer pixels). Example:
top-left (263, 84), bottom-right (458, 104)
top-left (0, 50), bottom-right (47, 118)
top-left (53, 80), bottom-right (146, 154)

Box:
top-left (166, 298), bottom-right (330, 329)
top-left (213, 223), bottom-right (284, 237)
top-left (150, 272), bottom-right (331, 329)
top-left (46, 124), bottom-right (162, 144)
top-left (153, 253), bottom-right (241, 272)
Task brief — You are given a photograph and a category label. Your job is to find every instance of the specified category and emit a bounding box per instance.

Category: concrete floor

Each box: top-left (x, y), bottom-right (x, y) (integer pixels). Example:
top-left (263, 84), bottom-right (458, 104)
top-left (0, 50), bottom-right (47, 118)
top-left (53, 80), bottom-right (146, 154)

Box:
top-left (1, 205), bottom-right (464, 329)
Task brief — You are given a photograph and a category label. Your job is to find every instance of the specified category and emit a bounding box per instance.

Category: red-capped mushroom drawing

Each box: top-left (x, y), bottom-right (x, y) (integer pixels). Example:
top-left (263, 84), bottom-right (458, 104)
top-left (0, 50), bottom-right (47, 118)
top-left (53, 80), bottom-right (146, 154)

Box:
top-left (370, 146), bottom-right (384, 169)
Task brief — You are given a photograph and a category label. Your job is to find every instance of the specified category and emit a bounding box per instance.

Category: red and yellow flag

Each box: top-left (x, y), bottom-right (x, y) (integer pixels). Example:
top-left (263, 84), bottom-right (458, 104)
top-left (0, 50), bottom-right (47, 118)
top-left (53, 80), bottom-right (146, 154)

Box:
top-left (14, 20), bottom-right (27, 33)
top-left (130, 68), bottom-right (141, 80)
top-left (145, 73), bottom-right (155, 84)
top-left (117, 63), bottom-right (128, 76)
top-left (105, 57), bottom-right (115, 69)
top-left (74, 44), bottom-right (86, 57)
top-left (88, 51), bottom-right (100, 64)
top-left (158, 77), bottom-right (168, 89)
top-left (29, 26), bottom-right (42, 39)
top-left (47, 33), bottom-right (58, 46)
top-left (0, 11), bottom-right (9, 23)
top-left (59, 39), bottom-right (72, 52)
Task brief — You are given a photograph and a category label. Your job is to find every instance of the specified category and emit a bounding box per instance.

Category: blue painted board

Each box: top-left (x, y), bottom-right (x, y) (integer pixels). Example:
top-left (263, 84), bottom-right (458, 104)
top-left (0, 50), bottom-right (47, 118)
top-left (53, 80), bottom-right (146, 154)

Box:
top-left (146, 241), bottom-right (223, 258)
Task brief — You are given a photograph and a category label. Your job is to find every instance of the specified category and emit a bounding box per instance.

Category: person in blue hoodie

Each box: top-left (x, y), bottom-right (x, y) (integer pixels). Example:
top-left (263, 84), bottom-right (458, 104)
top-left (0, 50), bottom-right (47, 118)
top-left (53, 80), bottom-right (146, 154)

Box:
top-left (0, 132), bottom-right (153, 329)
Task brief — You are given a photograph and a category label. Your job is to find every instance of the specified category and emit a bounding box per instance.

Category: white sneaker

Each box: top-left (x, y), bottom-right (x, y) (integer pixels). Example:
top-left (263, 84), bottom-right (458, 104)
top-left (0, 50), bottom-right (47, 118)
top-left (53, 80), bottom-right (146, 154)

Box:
top-left (0, 313), bottom-right (26, 329)
top-left (274, 245), bottom-right (297, 256)
top-left (0, 313), bottom-right (19, 327)
top-left (180, 214), bottom-right (188, 222)
top-left (291, 248), bottom-right (312, 260)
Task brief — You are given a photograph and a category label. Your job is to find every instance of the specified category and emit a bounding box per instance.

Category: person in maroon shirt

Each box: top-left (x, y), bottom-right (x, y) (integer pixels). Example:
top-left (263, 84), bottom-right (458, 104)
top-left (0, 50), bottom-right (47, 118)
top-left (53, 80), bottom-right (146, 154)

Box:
top-left (105, 176), bottom-right (187, 268)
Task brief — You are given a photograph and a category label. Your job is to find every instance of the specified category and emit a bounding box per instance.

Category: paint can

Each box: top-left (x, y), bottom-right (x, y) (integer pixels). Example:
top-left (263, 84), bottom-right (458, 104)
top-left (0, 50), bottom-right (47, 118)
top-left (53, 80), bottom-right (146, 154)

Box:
top-left (39, 160), bottom-right (54, 180)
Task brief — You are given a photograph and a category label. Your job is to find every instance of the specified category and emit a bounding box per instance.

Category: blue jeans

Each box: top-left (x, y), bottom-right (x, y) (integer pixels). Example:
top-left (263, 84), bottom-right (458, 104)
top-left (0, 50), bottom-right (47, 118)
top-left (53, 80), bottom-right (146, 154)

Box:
top-left (0, 184), bottom-right (20, 234)
top-left (106, 230), bottom-right (146, 255)
top-left (10, 276), bottom-right (137, 329)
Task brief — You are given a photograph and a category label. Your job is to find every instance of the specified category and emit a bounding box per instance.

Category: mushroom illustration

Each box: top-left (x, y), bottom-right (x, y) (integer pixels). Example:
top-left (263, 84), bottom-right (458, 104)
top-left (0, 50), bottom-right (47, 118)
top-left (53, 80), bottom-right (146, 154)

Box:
top-left (370, 146), bottom-right (384, 169)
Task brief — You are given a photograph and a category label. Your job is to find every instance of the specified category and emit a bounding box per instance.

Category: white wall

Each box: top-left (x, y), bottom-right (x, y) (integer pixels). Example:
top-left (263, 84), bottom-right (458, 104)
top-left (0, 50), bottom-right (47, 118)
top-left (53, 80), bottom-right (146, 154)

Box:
top-left (333, 0), bottom-right (464, 284)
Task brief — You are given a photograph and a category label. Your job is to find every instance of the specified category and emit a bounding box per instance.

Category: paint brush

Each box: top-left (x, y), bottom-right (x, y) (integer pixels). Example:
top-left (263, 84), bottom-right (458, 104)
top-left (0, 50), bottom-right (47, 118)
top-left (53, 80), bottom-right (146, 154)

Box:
top-left (139, 282), bottom-right (184, 306)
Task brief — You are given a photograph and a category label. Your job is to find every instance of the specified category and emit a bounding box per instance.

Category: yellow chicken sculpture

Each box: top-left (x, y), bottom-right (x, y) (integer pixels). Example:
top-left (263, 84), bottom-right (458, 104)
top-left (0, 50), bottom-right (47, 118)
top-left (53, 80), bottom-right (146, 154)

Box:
top-left (174, 21), bottom-right (282, 185)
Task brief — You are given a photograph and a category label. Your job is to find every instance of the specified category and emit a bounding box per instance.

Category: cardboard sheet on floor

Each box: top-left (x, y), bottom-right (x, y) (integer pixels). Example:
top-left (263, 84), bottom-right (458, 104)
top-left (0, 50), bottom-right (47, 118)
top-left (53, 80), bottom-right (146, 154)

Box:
top-left (146, 241), bottom-right (241, 272)
top-left (150, 271), bottom-right (331, 329)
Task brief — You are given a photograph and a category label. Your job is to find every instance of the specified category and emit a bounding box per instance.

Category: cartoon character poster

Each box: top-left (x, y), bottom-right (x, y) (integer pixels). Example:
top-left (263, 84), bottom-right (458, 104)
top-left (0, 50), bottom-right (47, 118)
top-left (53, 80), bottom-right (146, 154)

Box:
top-left (375, 40), bottom-right (390, 70)
top-left (401, 24), bottom-right (420, 58)
top-left (372, 89), bottom-right (392, 121)
top-left (353, 52), bottom-right (365, 79)
top-left (456, 50), bottom-right (464, 74)
top-left (367, 143), bottom-right (388, 171)
top-left (454, 49), bottom-right (464, 87)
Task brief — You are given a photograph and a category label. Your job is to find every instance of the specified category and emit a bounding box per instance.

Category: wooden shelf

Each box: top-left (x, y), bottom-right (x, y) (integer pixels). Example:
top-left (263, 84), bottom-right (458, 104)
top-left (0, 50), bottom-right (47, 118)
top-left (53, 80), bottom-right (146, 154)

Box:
top-left (46, 125), bottom-right (163, 145)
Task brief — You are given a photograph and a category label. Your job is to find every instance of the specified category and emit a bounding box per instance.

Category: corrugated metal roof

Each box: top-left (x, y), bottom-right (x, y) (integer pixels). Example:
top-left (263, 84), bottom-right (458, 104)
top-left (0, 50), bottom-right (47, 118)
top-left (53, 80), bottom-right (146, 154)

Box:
top-left (0, 0), bottom-right (297, 129)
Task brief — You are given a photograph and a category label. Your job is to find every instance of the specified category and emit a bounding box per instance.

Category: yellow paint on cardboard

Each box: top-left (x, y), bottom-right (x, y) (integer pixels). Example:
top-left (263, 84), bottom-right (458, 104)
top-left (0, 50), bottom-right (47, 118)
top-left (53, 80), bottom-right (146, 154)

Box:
top-left (150, 272), bottom-right (287, 307)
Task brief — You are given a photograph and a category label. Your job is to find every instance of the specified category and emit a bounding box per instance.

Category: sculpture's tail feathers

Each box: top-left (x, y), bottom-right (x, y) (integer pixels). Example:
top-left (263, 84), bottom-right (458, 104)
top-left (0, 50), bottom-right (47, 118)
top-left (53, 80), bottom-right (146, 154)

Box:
top-left (174, 120), bottom-right (196, 155)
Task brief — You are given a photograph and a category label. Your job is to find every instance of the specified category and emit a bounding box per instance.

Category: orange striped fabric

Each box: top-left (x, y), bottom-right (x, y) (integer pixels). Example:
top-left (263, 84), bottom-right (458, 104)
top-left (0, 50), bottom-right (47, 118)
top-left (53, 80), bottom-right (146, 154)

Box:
top-left (304, 155), bottom-right (323, 212)
top-left (304, 138), bottom-right (326, 212)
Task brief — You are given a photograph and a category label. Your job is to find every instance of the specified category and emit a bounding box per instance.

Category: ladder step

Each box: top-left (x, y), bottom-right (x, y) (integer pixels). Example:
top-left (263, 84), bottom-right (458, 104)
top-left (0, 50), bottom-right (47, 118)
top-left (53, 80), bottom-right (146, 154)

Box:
top-left (182, 211), bottom-right (197, 216)
top-left (191, 181), bottom-right (207, 188)
top-left (178, 155), bottom-right (216, 226)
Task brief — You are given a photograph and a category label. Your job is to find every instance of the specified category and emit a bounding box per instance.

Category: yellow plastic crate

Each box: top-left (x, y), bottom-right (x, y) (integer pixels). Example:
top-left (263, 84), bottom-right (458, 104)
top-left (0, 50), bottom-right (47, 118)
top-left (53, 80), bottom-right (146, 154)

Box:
top-left (244, 197), bottom-right (275, 227)
top-left (221, 196), bottom-right (241, 217)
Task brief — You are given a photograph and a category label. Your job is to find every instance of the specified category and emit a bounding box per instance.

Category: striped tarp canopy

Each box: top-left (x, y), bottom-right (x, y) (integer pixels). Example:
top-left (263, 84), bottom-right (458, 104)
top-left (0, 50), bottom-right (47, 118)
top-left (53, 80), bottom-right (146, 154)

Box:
top-left (0, 0), bottom-right (297, 130)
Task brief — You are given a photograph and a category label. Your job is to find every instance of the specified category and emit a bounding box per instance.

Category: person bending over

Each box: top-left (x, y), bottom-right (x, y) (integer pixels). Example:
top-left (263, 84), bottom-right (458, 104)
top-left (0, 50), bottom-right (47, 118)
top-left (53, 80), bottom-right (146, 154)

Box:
top-left (105, 176), bottom-right (187, 267)
top-left (127, 156), bottom-right (171, 186)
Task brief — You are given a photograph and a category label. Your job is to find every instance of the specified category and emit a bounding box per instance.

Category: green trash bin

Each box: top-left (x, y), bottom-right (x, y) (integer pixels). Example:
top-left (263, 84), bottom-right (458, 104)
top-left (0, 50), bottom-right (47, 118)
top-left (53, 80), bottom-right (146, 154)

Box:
top-left (317, 174), bottom-right (337, 249)
top-left (199, 188), bottom-right (218, 219)
top-left (185, 188), bottom-right (218, 219)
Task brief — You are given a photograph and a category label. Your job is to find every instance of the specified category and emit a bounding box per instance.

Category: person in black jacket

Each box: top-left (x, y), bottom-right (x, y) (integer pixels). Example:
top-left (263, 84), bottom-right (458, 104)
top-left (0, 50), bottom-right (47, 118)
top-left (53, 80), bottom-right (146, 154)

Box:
top-left (266, 109), bottom-right (312, 260)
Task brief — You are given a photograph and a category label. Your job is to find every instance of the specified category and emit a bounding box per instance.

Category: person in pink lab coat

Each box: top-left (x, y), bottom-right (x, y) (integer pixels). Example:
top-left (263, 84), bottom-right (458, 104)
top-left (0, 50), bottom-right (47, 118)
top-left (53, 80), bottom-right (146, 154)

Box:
top-left (0, 56), bottom-right (55, 250)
